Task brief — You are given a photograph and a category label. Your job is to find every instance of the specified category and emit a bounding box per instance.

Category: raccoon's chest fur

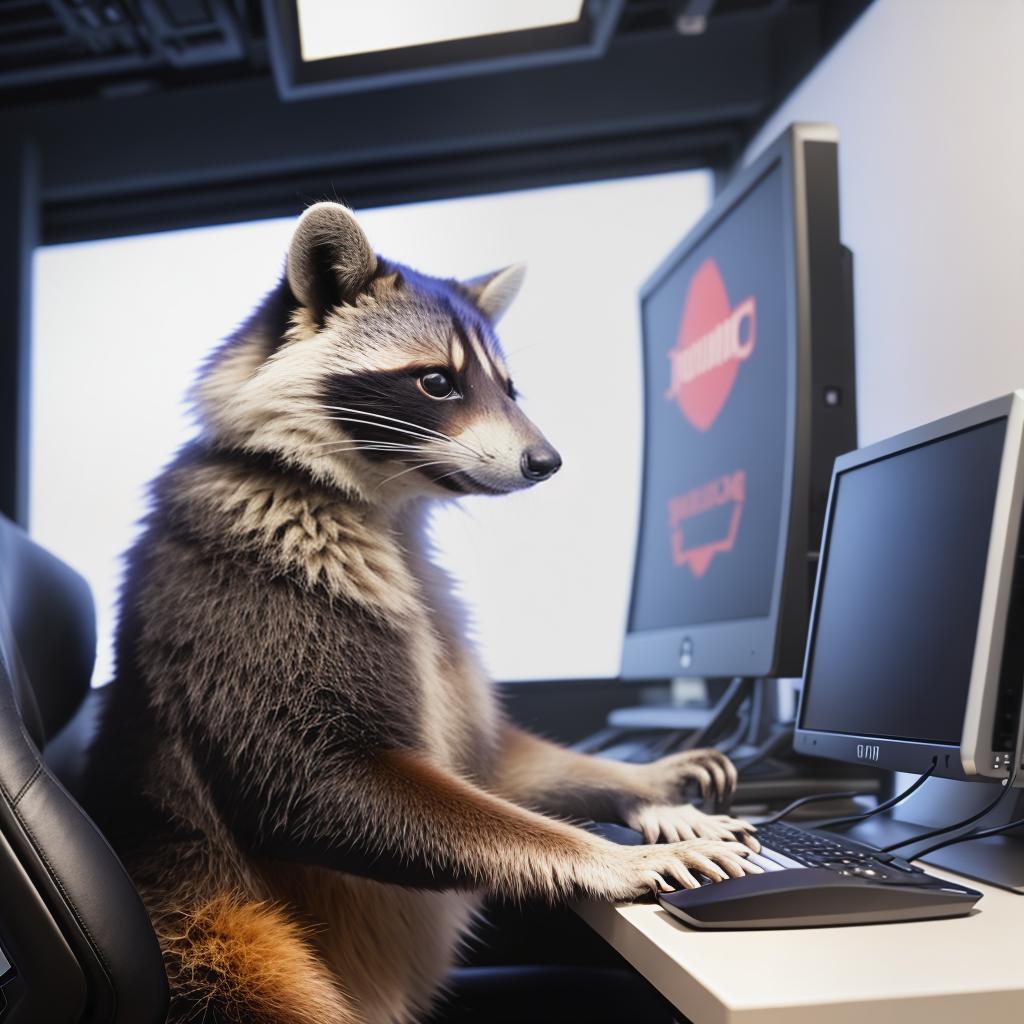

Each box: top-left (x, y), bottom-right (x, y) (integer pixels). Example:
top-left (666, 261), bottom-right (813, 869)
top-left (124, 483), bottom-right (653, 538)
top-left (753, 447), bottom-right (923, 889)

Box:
top-left (170, 458), bottom-right (500, 777)
top-left (394, 508), bottom-right (501, 776)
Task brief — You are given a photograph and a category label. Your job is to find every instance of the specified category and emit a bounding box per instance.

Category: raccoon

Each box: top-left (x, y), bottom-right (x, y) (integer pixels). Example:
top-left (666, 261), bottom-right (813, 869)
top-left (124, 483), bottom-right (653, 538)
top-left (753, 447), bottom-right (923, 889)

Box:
top-left (84, 202), bottom-right (760, 1024)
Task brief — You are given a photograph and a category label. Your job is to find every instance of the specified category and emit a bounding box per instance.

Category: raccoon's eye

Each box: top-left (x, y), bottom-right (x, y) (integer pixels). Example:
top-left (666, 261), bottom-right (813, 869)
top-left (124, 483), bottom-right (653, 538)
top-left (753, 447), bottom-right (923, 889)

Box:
top-left (418, 370), bottom-right (458, 400)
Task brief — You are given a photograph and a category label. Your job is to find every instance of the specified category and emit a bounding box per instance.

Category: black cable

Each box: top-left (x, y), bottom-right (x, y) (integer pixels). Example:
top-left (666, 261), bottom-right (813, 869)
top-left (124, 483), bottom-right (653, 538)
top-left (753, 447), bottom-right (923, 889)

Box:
top-left (881, 764), bottom-right (1019, 853)
top-left (743, 683), bottom-right (764, 748)
top-left (682, 677), bottom-right (753, 751)
top-left (810, 757), bottom-right (938, 830)
top-left (646, 729), bottom-right (685, 761)
top-left (715, 711), bottom-right (752, 757)
top-left (910, 813), bottom-right (1024, 861)
top-left (735, 723), bottom-right (793, 775)
top-left (763, 789), bottom-right (877, 825)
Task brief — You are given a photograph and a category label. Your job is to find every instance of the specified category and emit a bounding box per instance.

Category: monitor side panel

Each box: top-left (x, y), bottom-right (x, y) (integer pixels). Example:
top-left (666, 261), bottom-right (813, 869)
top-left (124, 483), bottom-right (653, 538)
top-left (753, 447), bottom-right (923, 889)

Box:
top-left (961, 390), bottom-right (1024, 782)
top-left (771, 127), bottom-right (858, 677)
top-left (802, 136), bottom-right (858, 546)
top-left (795, 394), bottom-right (1017, 781)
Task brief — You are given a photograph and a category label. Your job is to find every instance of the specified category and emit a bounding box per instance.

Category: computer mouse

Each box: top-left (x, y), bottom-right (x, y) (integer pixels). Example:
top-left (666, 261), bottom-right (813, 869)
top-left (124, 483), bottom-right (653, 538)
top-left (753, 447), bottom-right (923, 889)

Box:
top-left (658, 867), bottom-right (981, 930)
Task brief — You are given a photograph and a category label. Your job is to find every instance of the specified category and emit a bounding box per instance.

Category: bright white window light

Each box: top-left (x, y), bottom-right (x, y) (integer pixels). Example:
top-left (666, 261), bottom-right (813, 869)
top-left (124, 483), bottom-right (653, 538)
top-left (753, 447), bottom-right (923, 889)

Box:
top-left (297, 0), bottom-right (586, 63)
top-left (32, 170), bottom-right (710, 686)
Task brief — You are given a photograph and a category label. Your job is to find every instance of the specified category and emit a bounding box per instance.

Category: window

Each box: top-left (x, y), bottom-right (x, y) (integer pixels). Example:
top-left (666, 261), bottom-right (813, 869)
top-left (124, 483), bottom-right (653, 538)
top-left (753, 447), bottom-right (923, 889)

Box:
top-left (31, 170), bottom-right (711, 686)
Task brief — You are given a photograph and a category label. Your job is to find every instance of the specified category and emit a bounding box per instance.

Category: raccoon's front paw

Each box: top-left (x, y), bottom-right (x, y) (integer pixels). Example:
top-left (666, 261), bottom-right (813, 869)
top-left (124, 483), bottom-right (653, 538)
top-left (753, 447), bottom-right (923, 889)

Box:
top-left (602, 838), bottom-right (761, 898)
top-left (641, 747), bottom-right (738, 805)
top-left (625, 803), bottom-right (760, 851)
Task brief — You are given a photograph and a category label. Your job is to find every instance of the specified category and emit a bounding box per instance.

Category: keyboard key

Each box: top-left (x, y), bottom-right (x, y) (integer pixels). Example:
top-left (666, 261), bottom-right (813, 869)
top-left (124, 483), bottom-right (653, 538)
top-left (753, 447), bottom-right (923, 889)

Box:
top-left (758, 847), bottom-right (805, 871)
top-left (745, 851), bottom-right (787, 873)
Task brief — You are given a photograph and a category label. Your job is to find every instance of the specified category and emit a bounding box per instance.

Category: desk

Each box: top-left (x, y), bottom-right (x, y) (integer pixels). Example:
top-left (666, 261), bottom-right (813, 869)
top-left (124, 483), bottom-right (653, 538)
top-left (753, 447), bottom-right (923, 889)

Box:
top-left (575, 864), bottom-right (1024, 1023)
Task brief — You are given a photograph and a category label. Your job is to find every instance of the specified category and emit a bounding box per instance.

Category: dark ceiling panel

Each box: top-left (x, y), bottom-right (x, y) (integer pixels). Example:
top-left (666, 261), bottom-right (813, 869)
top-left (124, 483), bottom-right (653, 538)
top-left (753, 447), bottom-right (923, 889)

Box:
top-left (20, 27), bottom-right (770, 199)
top-left (0, 0), bottom-right (245, 89)
top-left (0, 0), bottom-right (872, 242)
top-left (43, 125), bottom-right (737, 243)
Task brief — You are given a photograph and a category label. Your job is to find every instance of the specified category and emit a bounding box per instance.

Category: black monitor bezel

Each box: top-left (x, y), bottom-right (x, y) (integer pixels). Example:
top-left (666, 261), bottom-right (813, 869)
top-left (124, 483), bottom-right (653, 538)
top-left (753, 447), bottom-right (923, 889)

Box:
top-left (621, 124), bottom-right (835, 680)
top-left (794, 393), bottom-right (1020, 782)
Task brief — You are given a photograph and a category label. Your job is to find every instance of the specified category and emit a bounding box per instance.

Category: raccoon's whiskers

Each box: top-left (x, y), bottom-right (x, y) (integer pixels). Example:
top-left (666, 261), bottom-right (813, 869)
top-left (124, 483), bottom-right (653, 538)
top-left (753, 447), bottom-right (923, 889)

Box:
top-left (459, 422), bottom-right (492, 461)
top-left (431, 466), bottom-right (472, 485)
top-left (308, 439), bottom-right (434, 452)
top-left (315, 445), bottom-right (440, 460)
top-left (324, 447), bottom-right (479, 469)
top-left (322, 404), bottom-right (457, 443)
top-left (323, 416), bottom-right (457, 450)
top-left (322, 405), bottom-right (483, 457)
top-left (308, 431), bottom-right (424, 447)
top-left (311, 438), bottom-right (484, 480)
top-left (375, 459), bottom-right (465, 491)
top-left (323, 418), bottom-right (489, 468)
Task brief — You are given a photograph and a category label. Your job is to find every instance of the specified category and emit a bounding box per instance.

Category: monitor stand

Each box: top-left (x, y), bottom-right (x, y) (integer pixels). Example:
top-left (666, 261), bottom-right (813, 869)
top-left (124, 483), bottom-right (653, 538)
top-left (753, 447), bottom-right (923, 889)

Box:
top-left (573, 678), bottom-right (881, 810)
top-left (575, 677), bottom-right (765, 755)
top-left (830, 779), bottom-right (1024, 894)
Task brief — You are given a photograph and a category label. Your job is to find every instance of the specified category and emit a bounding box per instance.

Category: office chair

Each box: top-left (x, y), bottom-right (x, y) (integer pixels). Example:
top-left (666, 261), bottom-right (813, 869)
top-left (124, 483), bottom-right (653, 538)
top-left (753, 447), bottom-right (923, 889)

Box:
top-left (0, 513), bottom-right (167, 1023)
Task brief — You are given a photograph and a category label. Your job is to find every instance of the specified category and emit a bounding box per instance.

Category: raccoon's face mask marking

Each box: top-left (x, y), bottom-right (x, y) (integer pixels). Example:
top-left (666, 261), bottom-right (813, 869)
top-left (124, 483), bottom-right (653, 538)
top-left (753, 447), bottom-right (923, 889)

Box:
top-left (318, 318), bottom-right (560, 496)
top-left (282, 202), bottom-right (561, 499)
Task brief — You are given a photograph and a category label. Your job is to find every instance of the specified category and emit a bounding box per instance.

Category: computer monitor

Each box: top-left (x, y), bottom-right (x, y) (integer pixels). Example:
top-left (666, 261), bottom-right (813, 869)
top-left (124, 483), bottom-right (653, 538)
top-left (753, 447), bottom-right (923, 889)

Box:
top-left (622, 123), bottom-right (857, 680)
top-left (795, 391), bottom-right (1024, 785)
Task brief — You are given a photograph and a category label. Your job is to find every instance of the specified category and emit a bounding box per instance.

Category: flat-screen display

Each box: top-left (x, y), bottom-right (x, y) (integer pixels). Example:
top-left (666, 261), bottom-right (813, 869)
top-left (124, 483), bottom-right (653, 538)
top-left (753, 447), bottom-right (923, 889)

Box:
top-left (630, 163), bottom-right (790, 633)
top-left (800, 418), bottom-right (1007, 745)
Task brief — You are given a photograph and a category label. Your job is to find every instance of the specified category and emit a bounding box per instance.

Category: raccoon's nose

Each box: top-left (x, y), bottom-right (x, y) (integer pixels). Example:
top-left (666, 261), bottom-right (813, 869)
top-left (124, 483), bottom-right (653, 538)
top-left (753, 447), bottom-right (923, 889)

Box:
top-left (521, 446), bottom-right (562, 481)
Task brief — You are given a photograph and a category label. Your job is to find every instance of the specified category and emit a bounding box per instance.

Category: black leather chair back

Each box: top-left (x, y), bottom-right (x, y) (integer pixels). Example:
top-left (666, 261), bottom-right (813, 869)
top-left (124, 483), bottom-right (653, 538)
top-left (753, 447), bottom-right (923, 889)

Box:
top-left (0, 514), bottom-right (167, 1023)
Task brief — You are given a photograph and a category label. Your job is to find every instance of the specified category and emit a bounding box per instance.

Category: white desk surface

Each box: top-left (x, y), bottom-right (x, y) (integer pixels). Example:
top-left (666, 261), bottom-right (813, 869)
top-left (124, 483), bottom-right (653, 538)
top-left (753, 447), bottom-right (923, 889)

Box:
top-left (575, 865), bottom-right (1024, 1024)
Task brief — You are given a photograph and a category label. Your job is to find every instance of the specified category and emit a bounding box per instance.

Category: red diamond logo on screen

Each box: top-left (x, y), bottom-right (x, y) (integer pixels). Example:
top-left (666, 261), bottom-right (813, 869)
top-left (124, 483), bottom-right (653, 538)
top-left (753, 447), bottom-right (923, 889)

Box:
top-left (665, 258), bottom-right (756, 432)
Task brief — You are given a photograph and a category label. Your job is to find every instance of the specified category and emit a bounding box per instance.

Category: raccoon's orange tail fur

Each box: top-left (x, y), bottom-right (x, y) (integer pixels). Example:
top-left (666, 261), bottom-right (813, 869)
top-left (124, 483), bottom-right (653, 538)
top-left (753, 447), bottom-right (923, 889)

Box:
top-left (158, 893), bottom-right (361, 1024)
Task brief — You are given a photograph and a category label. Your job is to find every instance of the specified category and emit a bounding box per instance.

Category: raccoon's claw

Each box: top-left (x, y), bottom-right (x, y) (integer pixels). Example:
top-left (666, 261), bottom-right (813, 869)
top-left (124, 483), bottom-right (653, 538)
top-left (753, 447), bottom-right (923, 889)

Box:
top-left (644, 747), bottom-right (739, 806)
top-left (607, 837), bottom-right (758, 899)
top-left (626, 803), bottom-right (761, 852)
top-left (641, 870), bottom-right (676, 894)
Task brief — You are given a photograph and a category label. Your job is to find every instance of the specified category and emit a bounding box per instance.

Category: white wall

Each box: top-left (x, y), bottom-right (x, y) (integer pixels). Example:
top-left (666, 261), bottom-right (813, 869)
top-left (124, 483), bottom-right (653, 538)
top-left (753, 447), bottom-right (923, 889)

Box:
top-left (31, 171), bottom-right (711, 686)
top-left (747, 0), bottom-right (1024, 446)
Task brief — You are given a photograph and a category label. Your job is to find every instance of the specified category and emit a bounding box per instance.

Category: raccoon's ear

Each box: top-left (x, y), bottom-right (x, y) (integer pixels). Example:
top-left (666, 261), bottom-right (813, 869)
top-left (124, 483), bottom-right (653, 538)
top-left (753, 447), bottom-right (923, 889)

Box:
top-left (287, 202), bottom-right (378, 323)
top-left (462, 264), bottom-right (526, 323)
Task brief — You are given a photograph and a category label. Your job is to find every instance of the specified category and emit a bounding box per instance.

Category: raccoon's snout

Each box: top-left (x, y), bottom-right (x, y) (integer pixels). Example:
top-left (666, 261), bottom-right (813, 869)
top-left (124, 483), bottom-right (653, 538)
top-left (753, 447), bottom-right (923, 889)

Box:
top-left (521, 445), bottom-right (562, 482)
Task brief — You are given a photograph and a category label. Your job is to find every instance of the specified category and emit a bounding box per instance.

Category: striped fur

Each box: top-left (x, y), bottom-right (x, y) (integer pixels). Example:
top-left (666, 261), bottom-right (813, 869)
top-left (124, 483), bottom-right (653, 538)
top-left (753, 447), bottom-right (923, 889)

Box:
top-left (84, 203), bottom-right (756, 1024)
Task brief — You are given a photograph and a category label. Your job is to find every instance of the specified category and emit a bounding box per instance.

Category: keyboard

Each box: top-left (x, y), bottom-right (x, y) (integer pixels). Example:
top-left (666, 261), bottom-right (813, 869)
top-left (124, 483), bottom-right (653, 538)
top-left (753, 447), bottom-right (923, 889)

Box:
top-left (658, 820), bottom-right (982, 929)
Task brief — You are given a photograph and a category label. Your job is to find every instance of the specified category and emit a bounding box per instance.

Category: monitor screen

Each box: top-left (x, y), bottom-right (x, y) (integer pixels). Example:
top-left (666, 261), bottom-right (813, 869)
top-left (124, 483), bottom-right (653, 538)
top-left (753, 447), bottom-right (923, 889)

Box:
top-left (800, 418), bottom-right (1007, 746)
top-left (630, 163), bottom-right (790, 634)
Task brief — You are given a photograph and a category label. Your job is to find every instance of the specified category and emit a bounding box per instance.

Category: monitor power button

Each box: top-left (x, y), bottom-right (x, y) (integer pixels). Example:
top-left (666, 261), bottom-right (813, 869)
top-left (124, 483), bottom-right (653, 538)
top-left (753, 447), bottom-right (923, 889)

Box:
top-left (679, 638), bottom-right (694, 669)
